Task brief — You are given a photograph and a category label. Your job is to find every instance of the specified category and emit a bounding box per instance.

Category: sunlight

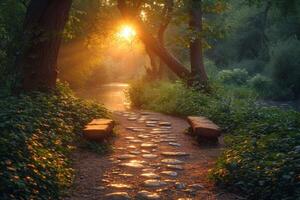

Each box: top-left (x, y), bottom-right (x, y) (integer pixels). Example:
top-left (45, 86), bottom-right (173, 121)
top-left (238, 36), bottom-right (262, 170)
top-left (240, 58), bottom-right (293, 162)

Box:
top-left (118, 24), bottom-right (136, 42)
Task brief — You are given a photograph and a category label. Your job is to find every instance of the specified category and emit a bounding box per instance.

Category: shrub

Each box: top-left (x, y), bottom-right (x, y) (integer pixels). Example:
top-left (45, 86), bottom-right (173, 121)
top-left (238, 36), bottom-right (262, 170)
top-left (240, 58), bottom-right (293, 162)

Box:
top-left (0, 83), bottom-right (107, 199)
top-left (217, 68), bottom-right (250, 85)
top-left (268, 38), bottom-right (300, 99)
top-left (248, 74), bottom-right (273, 98)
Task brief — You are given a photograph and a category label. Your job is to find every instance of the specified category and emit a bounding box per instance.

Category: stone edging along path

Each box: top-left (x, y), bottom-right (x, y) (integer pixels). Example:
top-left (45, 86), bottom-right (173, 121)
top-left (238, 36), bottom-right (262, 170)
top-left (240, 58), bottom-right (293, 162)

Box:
top-left (65, 110), bottom-right (239, 200)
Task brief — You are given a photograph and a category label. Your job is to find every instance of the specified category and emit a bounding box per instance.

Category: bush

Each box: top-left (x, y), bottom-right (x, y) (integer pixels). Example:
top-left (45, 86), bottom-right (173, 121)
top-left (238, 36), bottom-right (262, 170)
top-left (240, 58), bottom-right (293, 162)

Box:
top-left (0, 83), bottom-right (107, 200)
top-left (217, 68), bottom-right (250, 85)
top-left (128, 80), bottom-right (300, 199)
top-left (268, 38), bottom-right (300, 99)
top-left (248, 74), bottom-right (273, 98)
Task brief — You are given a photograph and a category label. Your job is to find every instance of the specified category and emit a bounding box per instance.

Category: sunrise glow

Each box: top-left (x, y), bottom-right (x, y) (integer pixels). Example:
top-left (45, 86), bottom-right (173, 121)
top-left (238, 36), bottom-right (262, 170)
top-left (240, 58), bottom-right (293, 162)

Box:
top-left (118, 25), bottom-right (136, 42)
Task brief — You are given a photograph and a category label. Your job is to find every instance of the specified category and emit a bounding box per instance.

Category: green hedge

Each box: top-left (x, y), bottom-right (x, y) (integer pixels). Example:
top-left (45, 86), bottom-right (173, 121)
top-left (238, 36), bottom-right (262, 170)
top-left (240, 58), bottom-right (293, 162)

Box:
top-left (128, 80), bottom-right (300, 199)
top-left (0, 83), bottom-right (107, 199)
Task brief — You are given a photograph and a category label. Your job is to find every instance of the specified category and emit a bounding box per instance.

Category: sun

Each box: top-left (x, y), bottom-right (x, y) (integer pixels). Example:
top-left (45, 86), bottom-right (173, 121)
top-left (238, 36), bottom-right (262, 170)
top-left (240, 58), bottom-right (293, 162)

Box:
top-left (118, 24), bottom-right (136, 42)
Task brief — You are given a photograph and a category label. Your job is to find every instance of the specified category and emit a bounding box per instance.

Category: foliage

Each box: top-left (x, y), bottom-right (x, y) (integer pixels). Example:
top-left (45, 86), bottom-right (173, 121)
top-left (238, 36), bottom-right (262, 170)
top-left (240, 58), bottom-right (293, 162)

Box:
top-left (267, 38), bottom-right (300, 100)
top-left (128, 80), bottom-right (300, 199)
top-left (0, 83), bottom-right (107, 200)
top-left (217, 68), bottom-right (249, 85)
top-left (247, 74), bottom-right (273, 98)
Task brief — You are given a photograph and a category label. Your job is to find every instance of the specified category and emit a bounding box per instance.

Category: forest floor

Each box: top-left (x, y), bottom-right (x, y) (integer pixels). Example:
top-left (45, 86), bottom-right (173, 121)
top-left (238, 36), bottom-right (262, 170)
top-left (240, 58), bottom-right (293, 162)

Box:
top-left (65, 83), bottom-right (241, 200)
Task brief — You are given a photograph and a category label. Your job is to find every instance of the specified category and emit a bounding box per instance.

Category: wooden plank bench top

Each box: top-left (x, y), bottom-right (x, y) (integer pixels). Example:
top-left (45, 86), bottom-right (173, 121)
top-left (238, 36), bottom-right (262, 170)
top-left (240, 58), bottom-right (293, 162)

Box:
top-left (83, 118), bottom-right (114, 141)
top-left (187, 116), bottom-right (221, 140)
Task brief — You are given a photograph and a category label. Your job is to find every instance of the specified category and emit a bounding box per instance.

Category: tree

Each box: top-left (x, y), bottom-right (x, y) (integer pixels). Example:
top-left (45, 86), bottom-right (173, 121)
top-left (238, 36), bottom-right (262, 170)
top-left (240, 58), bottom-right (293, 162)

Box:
top-left (189, 0), bottom-right (208, 84)
top-left (15, 0), bottom-right (72, 92)
top-left (117, 0), bottom-right (191, 80)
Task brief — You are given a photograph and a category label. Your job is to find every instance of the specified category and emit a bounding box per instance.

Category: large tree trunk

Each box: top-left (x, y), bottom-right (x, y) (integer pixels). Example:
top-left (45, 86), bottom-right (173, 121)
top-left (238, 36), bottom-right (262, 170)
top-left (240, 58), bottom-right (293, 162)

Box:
top-left (189, 0), bottom-right (208, 84)
top-left (117, 0), bottom-right (190, 79)
top-left (15, 0), bottom-right (72, 92)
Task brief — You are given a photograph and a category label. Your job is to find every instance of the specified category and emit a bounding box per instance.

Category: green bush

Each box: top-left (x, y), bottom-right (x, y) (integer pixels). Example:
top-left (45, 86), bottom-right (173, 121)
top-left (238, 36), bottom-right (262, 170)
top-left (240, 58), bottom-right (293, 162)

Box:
top-left (217, 68), bottom-right (250, 85)
top-left (268, 38), bottom-right (300, 99)
top-left (248, 74), bottom-right (273, 98)
top-left (0, 83), bottom-right (107, 200)
top-left (128, 80), bottom-right (300, 199)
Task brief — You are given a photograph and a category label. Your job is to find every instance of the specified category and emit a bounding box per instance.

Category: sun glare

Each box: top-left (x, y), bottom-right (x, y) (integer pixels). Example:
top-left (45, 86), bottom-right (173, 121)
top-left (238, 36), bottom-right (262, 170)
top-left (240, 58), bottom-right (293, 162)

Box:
top-left (118, 25), bottom-right (136, 42)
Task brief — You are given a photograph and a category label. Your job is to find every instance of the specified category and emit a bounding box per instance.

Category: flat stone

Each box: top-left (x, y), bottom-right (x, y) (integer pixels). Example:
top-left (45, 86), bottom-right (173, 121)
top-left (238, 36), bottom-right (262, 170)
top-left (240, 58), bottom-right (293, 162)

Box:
top-left (142, 154), bottom-right (158, 159)
top-left (159, 139), bottom-right (176, 142)
top-left (152, 128), bottom-right (172, 131)
top-left (161, 152), bottom-right (189, 157)
top-left (108, 183), bottom-right (132, 189)
top-left (127, 145), bottom-right (137, 149)
top-left (117, 154), bottom-right (137, 160)
top-left (150, 130), bottom-right (171, 134)
top-left (115, 147), bottom-right (126, 150)
top-left (144, 179), bottom-right (167, 187)
top-left (104, 192), bottom-right (130, 200)
top-left (175, 182), bottom-right (186, 189)
top-left (102, 179), bottom-right (110, 183)
top-left (141, 173), bottom-right (160, 179)
top-left (118, 173), bottom-right (134, 177)
top-left (146, 124), bottom-right (157, 127)
top-left (189, 183), bottom-right (204, 189)
top-left (132, 128), bottom-right (147, 132)
top-left (131, 139), bottom-right (143, 143)
top-left (128, 117), bottom-right (137, 121)
top-left (136, 190), bottom-right (161, 200)
top-left (146, 121), bottom-right (158, 124)
top-left (141, 150), bottom-right (151, 154)
top-left (166, 165), bottom-right (184, 170)
top-left (125, 136), bottom-right (135, 140)
top-left (161, 159), bottom-right (184, 164)
top-left (141, 143), bottom-right (158, 148)
top-left (169, 142), bottom-right (181, 147)
top-left (142, 168), bottom-right (156, 172)
top-left (130, 150), bottom-right (141, 155)
top-left (119, 160), bottom-right (145, 168)
top-left (160, 171), bottom-right (178, 177)
top-left (158, 122), bottom-right (172, 126)
top-left (138, 135), bottom-right (150, 139)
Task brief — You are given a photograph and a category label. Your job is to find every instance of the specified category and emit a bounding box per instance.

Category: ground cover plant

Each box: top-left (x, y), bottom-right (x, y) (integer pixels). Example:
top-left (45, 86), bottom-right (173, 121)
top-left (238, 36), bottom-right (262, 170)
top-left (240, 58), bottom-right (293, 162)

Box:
top-left (0, 83), bottom-right (107, 199)
top-left (128, 80), bottom-right (300, 199)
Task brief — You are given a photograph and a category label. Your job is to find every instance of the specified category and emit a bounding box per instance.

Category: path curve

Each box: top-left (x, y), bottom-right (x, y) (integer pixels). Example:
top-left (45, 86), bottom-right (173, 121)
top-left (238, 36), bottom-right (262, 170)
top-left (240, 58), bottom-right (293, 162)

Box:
top-left (67, 111), bottom-right (239, 200)
top-left (67, 83), bottom-right (238, 199)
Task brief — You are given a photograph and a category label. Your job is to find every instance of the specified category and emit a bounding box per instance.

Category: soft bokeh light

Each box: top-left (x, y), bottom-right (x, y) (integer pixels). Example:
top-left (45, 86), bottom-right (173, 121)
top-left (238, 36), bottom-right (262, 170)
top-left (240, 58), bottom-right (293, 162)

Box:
top-left (118, 24), bottom-right (136, 42)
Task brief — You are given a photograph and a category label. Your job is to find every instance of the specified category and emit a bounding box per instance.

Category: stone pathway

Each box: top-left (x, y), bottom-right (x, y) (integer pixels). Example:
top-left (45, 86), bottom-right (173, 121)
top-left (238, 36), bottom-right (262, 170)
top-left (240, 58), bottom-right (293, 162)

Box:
top-left (66, 110), bottom-right (239, 200)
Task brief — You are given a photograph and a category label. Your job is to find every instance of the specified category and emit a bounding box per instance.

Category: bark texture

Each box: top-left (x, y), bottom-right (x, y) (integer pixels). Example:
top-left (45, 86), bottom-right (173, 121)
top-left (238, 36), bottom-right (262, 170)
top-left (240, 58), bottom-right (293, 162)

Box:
top-left (189, 0), bottom-right (208, 84)
top-left (16, 0), bottom-right (72, 92)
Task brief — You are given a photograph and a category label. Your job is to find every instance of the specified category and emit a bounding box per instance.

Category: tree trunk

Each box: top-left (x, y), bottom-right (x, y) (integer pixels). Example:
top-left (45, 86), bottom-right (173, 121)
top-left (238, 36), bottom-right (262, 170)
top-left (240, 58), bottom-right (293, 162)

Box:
top-left (189, 0), bottom-right (208, 84)
top-left (15, 0), bottom-right (72, 92)
top-left (117, 0), bottom-right (191, 79)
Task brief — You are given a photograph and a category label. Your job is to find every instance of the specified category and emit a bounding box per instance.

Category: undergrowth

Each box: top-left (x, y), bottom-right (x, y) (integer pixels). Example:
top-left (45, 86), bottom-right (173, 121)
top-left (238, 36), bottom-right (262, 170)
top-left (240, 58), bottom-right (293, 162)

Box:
top-left (128, 80), bottom-right (300, 200)
top-left (0, 83), bottom-right (107, 199)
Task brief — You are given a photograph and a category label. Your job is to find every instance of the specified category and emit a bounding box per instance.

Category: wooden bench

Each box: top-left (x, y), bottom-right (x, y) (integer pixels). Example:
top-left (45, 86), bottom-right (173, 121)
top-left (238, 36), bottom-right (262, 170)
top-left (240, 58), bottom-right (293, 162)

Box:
top-left (187, 116), bottom-right (221, 142)
top-left (83, 118), bottom-right (114, 141)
